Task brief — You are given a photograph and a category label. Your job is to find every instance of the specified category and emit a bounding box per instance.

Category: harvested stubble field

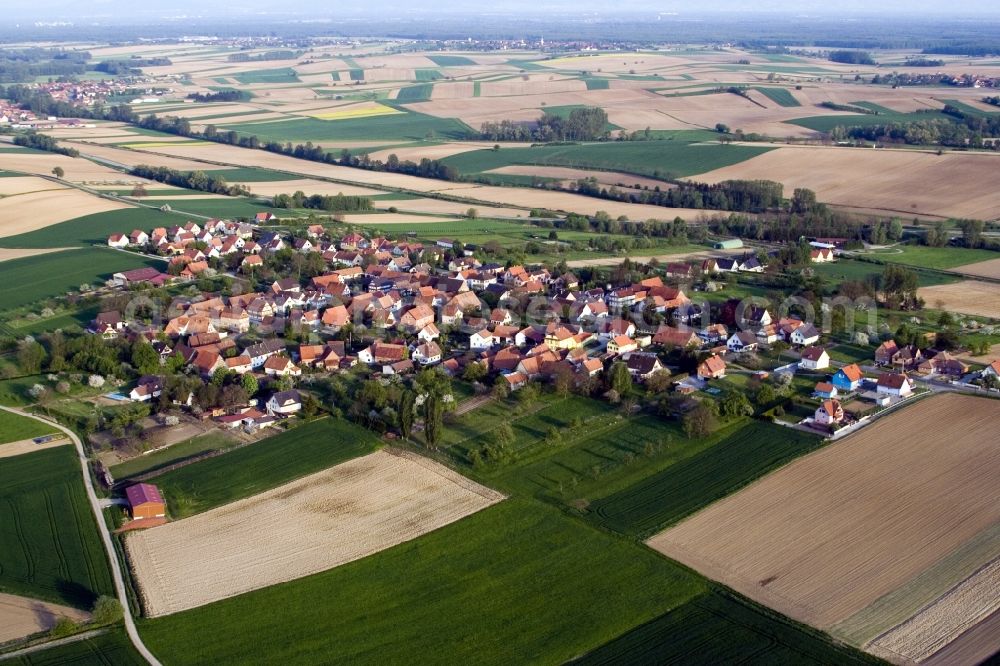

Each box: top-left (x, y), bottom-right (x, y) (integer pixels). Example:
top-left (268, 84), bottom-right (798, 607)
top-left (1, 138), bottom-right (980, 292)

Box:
top-left (0, 592), bottom-right (90, 644)
top-left (690, 145), bottom-right (1000, 220)
top-left (648, 394), bottom-right (1000, 662)
top-left (917, 281), bottom-right (1000, 319)
top-left (866, 557), bottom-right (1000, 664)
top-left (0, 189), bottom-right (130, 238)
top-left (127, 450), bottom-right (504, 616)
top-left (952, 257), bottom-right (1000, 280)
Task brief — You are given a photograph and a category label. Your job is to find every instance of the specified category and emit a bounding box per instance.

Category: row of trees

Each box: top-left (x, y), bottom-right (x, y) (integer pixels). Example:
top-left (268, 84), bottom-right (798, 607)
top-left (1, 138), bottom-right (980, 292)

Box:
top-left (12, 132), bottom-right (80, 157)
top-left (187, 90), bottom-right (252, 103)
top-left (130, 164), bottom-right (250, 197)
top-left (834, 105), bottom-right (1000, 149)
top-left (828, 50), bottom-right (876, 65)
top-left (272, 190), bottom-right (373, 212)
top-left (478, 107), bottom-right (610, 142)
top-left (568, 177), bottom-right (785, 214)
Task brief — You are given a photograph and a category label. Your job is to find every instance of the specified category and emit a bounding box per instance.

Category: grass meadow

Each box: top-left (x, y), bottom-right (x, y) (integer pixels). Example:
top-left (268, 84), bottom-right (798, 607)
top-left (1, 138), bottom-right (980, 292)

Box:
top-left (0, 208), bottom-right (190, 248)
top-left (0, 249), bottom-right (163, 312)
top-left (220, 110), bottom-right (473, 142)
top-left (8, 627), bottom-right (145, 665)
top-left (0, 409), bottom-right (57, 444)
top-left (442, 138), bottom-right (773, 179)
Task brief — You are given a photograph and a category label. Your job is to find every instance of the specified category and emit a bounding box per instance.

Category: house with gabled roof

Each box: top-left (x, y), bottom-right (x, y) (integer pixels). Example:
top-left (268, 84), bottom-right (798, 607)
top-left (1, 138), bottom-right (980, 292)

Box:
top-left (697, 354), bottom-right (727, 379)
top-left (832, 363), bottom-right (864, 391)
top-left (799, 346), bottom-right (830, 370)
top-left (815, 399), bottom-right (844, 426)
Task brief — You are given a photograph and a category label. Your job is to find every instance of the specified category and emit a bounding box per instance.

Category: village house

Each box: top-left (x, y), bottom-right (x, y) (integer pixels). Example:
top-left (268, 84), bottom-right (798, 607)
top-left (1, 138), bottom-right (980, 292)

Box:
top-left (412, 342), bottom-right (443, 366)
top-left (814, 382), bottom-right (838, 399)
top-left (877, 372), bottom-right (913, 397)
top-left (832, 363), bottom-right (864, 392)
top-left (810, 248), bottom-right (835, 263)
top-left (727, 330), bottom-right (758, 353)
top-left (266, 390), bottom-right (302, 416)
top-left (790, 324), bottom-right (820, 347)
top-left (799, 347), bottom-right (830, 370)
top-left (607, 335), bottom-right (637, 356)
top-left (814, 399), bottom-right (845, 426)
top-left (625, 354), bottom-right (664, 382)
top-left (129, 376), bottom-right (163, 402)
top-left (697, 354), bottom-right (727, 379)
top-left (358, 341), bottom-right (407, 366)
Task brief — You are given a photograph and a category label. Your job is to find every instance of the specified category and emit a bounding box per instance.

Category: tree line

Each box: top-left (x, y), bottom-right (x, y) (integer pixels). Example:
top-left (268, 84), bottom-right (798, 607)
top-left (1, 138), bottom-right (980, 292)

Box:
top-left (187, 90), bottom-right (252, 103)
top-left (834, 104), bottom-right (1000, 149)
top-left (272, 191), bottom-right (373, 212)
top-left (131, 165), bottom-right (251, 196)
top-left (478, 107), bottom-right (610, 142)
top-left (828, 50), bottom-right (876, 65)
top-left (13, 132), bottom-right (79, 157)
top-left (566, 177), bottom-right (784, 214)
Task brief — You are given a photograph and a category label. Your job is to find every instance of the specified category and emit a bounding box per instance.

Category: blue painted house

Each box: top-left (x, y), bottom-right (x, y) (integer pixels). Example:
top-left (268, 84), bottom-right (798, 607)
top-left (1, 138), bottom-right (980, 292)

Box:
top-left (831, 363), bottom-right (864, 392)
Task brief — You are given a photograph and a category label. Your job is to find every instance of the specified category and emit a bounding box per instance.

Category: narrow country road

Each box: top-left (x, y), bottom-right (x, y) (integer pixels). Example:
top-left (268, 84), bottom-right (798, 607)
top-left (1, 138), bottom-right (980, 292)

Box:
top-left (0, 406), bottom-right (162, 666)
top-left (0, 629), bottom-right (108, 662)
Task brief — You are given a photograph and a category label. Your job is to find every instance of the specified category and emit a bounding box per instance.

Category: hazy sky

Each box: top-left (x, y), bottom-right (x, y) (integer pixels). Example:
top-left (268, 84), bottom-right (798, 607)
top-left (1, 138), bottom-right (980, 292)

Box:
top-left (6, 0), bottom-right (1000, 19)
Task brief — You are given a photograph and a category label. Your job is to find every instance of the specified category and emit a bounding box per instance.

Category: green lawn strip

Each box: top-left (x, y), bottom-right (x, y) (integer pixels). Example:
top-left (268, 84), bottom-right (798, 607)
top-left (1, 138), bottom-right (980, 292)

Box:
top-left (941, 99), bottom-right (1000, 116)
top-left (0, 208), bottom-right (189, 249)
top-left (877, 245), bottom-right (1000, 270)
top-left (9, 626), bottom-right (146, 666)
top-left (0, 447), bottom-right (115, 607)
top-left (473, 81), bottom-right (481, 96)
top-left (396, 83), bottom-right (434, 102)
top-left (442, 140), bottom-right (771, 180)
top-left (572, 588), bottom-right (879, 665)
top-left (0, 249), bottom-right (163, 312)
top-left (142, 418), bottom-right (381, 518)
top-left (427, 54), bottom-right (477, 67)
top-left (232, 67), bottom-right (300, 84)
top-left (787, 110), bottom-right (955, 132)
top-left (588, 421), bottom-right (824, 537)
top-left (197, 166), bottom-right (309, 181)
top-left (414, 68), bottom-right (443, 81)
top-left (812, 258), bottom-right (956, 287)
top-left (217, 110), bottom-right (473, 142)
top-left (108, 432), bottom-right (239, 480)
top-left (138, 499), bottom-right (705, 665)
top-left (140, 197), bottom-right (303, 220)
top-left (827, 342), bottom-right (876, 365)
top-left (831, 522), bottom-right (1000, 646)
top-left (0, 409), bottom-right (58, 444)
top-left (754, 87), bottom-right (801, 107)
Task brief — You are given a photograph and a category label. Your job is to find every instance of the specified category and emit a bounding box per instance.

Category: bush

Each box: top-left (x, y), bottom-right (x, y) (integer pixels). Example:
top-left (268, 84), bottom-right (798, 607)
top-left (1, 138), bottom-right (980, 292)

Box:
top-left (49, 616), bottom-right (79, 638)
top-left (91, 595), bottom-right (124, 625)
top-left (88, 374), bottom-right (106, 388)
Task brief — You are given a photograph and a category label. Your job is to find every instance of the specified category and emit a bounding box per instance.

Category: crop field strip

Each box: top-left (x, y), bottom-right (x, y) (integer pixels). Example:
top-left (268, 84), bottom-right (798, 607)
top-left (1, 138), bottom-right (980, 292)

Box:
top-left (0, 447), bottom-right (114, 608)
top-left (589, 421), bottom-right (823, 537)
top-left (7, 626), bottom-right (146, 665)
top-left (142, 417), bottom-right (382, 518)
top-left (126, 450), bottom-right (505, 616)
top-left (648, 394), bottom-right (1000, 662)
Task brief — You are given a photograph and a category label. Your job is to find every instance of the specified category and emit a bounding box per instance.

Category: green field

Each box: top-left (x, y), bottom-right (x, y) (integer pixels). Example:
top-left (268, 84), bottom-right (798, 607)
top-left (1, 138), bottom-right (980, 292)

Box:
top-left (0, 207), bottom-right (189, 248)
top-left (414, 69), bottom-right (443, 81)
top-left (9, 627), bottom-right (146, 666)
top-left (220, 110), bottom-right (473, 142)
top-left (396, 83), bottom-right (435, 102)
top-left (589, 421), bottom-right (824, 537)
top-left (941, 99), bottom-right (1000, 116)
top-left (143, 418), bottom-right (381, 518)
top-left (232, 67), bottom-right (300, 84)
top-left (138, 499), bottom-right (704, 665)
top-left (872, 244), bottom-right (1000, 270)
top-left (0, 249), bottom-right (164, 312)
top-left (787, 109), bottom-right (955, 132)
top-left (442, 138), bottom-right (773, 179)
top-left (0, 409), bottom-right (57, 444)
top-left (573, 589), bottom-right (878, 665)
top-left (427, 54), bottom-right (477, 66)
top-left (108, 432), bottom-right (237, 479)
top-left (142, 197), bottom-right (305, 220)
top-left (203, 167), bottom-right (302, 182)
top-left (754, 87), bottom-right (801, 107)
top-left (812, 257), bottom-right (956, 287)
top-left (584, 77), bottom-right (611, 90)
top-left (0, 447), bottom-right (114, 607)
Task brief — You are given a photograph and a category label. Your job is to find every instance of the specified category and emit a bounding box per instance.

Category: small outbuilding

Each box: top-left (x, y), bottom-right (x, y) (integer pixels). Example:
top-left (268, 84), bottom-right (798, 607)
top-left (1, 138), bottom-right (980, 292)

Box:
top-left (126, 483), bottom-right (166, 521)
top-left (714, 238), bottom-right (743, 250)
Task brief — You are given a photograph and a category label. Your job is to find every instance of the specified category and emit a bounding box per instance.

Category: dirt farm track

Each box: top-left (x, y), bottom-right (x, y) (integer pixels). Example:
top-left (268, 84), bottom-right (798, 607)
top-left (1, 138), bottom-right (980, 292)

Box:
top-left (648, 393), bottom-right (1000, 663)
top-left (125, 449), bottom-right (504, 617)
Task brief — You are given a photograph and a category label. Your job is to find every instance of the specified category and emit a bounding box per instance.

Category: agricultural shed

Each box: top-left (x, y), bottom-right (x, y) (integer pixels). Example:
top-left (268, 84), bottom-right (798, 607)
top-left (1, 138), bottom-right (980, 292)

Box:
top-left (126, 483), bottom-right (166, 520)
top-left (714, 238), bottom-right (744, 250)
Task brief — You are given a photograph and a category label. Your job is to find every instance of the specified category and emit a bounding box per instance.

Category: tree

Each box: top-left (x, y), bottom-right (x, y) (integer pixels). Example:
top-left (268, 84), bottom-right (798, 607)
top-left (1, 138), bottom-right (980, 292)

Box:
top-left (465, 208), bottom-right (478, 219)
top-left (17, 339), bottom-right (46, 375)
top-left (398, 390), bottom-right (416, 439)
top-left (755, 383), bottom-right (776, 409)
top-left (682, 401), bottom-right (718, 438)
top-left (646, 369), bottom-right (672, 394)
top-left (715, 123), bottom-right (730, 134)
top-left (956, 218), bottom-right (985, 248)
top-left (720, 391), bottom-right (753, 419)
top-left (423, 394), bottom-right (443, 448)
top-left (608, 361), bottom-right (632, 395)
top-left (51, 166), bottom-right (64, 179)
top-left (240, 372), bottom-right (258, 397)
top-left (91, 596), bottom-right (123, 626)
top-left (130, 183), bottom-right (148, 198)
top-left (130, 339), bottom-right (160, 375)
top-left (462, 362), bottom-right (487, 382)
